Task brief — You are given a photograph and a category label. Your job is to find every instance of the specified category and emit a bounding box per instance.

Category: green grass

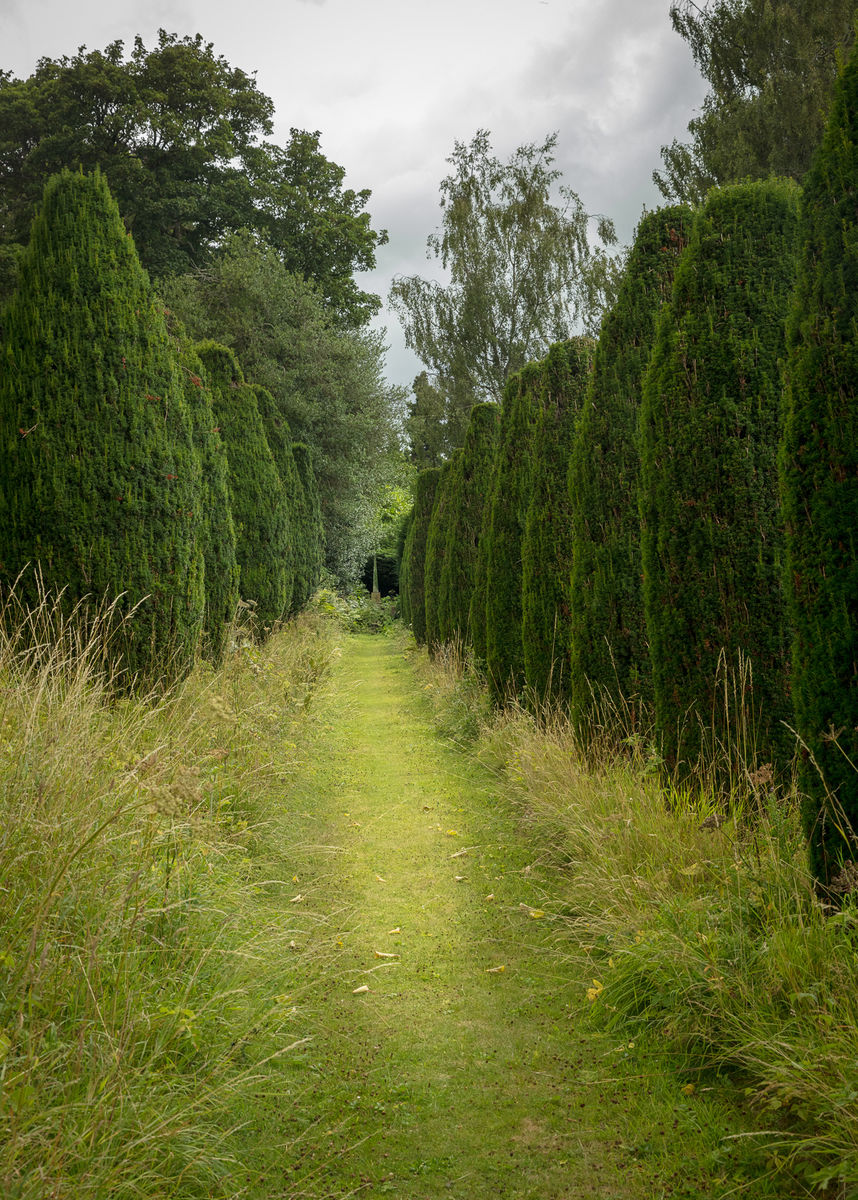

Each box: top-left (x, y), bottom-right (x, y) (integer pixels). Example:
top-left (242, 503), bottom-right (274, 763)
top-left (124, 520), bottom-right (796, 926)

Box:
top-left (230, 629), bottom-right (803, 1198)
top-left (2, 595), bottom-right (836, 1198)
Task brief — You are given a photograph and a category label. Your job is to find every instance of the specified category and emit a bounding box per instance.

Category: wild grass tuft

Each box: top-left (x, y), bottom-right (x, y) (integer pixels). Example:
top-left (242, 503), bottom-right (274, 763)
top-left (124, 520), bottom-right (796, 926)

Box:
top-left (0, 588), bottom-right (337, 1198)
top-left (415, 637), bottom-right (858, 1197)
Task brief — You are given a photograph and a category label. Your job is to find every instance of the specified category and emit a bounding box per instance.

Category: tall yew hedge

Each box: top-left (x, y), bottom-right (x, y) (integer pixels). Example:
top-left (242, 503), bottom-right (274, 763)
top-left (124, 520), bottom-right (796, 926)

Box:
top-left (781, 42), bottom-right (858, 888)
top-left (181, 342), bottom-right (239, 663)
top-left (639, 179), bottom-right (799, 779)
top-left (568, 206), bottom-right (691, 731)
top-left (439, 403), bottom-right (499, 648)
top-left (484, 364), bottom-right (543, 700)
top-left (522, 338), bottom-right (593, 706)
top-left (403, 467), bottom-right (441, 645)
top-left (197, 341), bottom-right (292, 635)
top-left (292, 442), bottom-right (325, 609)
top-left (0, 168), bottom-right (204, 682)
top-left (424, 452), bottom-right (461, 653)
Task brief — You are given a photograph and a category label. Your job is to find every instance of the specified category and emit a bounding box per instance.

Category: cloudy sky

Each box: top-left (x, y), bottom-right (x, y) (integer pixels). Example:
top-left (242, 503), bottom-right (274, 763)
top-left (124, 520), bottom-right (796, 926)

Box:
top-left (1, 0), bottom-right (707, 390)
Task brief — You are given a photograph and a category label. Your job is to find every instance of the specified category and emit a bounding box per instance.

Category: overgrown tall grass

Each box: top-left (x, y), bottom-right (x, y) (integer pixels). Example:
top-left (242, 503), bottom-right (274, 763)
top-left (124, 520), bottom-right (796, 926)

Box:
top-left (0, 590), bottom-right (336, 1198)
top-left (418, 640), bottom-right (858, 1198)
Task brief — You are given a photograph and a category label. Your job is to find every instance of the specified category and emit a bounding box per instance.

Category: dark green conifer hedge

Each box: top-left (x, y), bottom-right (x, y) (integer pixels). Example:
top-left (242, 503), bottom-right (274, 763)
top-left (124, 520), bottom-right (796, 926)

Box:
top-left (250, 383), bottom-right (300, 611)
top-left (196, 341), bottom-right (292, 635)
top-left (781, 42), bottom-right (858, 887)
top-left (292, 443), bottom-right (325, 609)
top-left (0, 168), bottom-right (204, 682)
top-left (522, 338), bottom-right (594, 706)
top-left (423, 452), bottom-right (461, 654)
top-left (403, 467), bottom-right (441, 645)
top-left (397, 508), bottom-right (415, 625)
top-left (639, 179), bottom-right (799, 778)
top-left (439, 403), bottom-right (499, 648)
top-left (484, 364), bottom-right (543, 700)
top-left (180, 342), bottom-right (239, 663)
top-left (568, 206), bottom-right (691, 731)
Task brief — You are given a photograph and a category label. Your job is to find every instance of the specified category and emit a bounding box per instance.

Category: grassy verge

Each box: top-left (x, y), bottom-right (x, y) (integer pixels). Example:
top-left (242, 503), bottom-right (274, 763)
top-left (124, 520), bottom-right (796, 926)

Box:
top-left (0, 596), bottom-right (337, 1198)
top-left (418, 639), bottom-right (858, 1199)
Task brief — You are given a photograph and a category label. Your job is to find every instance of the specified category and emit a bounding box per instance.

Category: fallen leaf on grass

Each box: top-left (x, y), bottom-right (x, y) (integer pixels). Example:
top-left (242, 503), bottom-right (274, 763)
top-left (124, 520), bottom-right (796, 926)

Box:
top-left (450, 848), bottom-right (468, 859)
top-left (374, 950), bottom-right (399, 959)
top-left (484, 893), bottom-right (495, 901)
top-left (375, 874), bottom-right (386, 883)
top-left (519, 903), bottom-right (545, 918)
top-left (388, 927), bottom-right (401, 935)
top-left (290, 894), bottom-right (304, 903)
top-left (681, 1083), bottom-right (695, 1096)
top-left (455, 875), bottom-right (466, 882)
top-left (446, 830), bottom-right (458, 837)
top-left (485, 965), bottom-right (506, 974)
top-left (352, 985), bottom-right (370, 995)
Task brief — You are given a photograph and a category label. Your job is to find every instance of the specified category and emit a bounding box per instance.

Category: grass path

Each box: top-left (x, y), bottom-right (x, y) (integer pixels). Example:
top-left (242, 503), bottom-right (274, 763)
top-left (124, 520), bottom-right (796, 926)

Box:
top-left (240, 633), bottom-right (734, 1199)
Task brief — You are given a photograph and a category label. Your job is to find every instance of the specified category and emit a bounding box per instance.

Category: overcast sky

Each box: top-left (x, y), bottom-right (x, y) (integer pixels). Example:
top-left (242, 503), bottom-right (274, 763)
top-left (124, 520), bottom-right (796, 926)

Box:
top-left (1, 0), bottom-right (707, 391)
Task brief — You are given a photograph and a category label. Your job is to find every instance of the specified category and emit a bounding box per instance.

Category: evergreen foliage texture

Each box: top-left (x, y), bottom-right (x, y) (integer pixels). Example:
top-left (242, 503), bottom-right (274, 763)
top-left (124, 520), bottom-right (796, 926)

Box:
top-left (196, 341), bottom-right (292, 634)
top-left (484, 364), bottom-right (543, 700)
top-left (251, 382), bottom-right (300, 611)
top-left (292, 443), bottom-right (325, 609)
top-left (180, 341), bottom-right (239, 664)
top-left (423, 451), bottom-right (461, 653)
top-left (402, 468), bottom-right (441, 645)
top-left (568, 206), bottom-right (692, 731)
top-left (0, 168), bottom-right (204, 682)
top-left (397, 509), bottom-right (415, 625)
top-left (639, 179), bottom-right (799, 778)
top-left (521, 338), bottom-right (594, 706)
top-left (439, 403), bottom-right (500, 648)
top-left (781, 42), bottom-right (858, 887)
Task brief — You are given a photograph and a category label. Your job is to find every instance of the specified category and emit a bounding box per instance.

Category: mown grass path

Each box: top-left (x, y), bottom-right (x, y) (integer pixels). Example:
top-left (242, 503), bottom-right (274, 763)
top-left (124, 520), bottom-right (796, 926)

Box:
top-left (242, 633), bottom-right (725, 1199)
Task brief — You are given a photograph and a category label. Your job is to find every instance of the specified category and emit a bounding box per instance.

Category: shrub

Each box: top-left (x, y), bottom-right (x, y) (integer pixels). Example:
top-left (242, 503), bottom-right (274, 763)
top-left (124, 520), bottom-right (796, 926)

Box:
top-left (440, 403), bottom-right (499, 649)
top-left (196, 341), bottom-right (291, 635)
top-left (484, 364), bottom-right (543, 701)
top-left (639, 180), bottom-right (799, 782)
top-left (780, 39), bottom-right (858, 888)
top-left (568, 207), bottom-right (692, 733)
top-left (521, 338), bottom-right (594, 707)
top-left (402, 468), bottom-right (441, 645)
top-left (423, 451), bottom-right (461, 653)
top-left (0, 168), bottom-right (204, 682)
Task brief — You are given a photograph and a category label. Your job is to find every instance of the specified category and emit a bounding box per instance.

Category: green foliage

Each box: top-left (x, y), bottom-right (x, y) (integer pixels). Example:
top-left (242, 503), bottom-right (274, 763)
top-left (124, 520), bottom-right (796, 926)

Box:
top-left (292, 443), bottom-right (325, 610)
top-left (657, 0), bottom-right (858, 204)
top-left (568, 206), bottom-right (692, 733)
top-left (439, 403), bottom-right (499, 649)
top-left (639, 179), bottom-right (799, 780)
top-left (196, 341), bottom-right (291, 635)
top-left (402, 468), bottom-right (441, 645)
top-left (179, 341), bottom-right (239, 664)
top-left (483, 365), bottom-right (543, 700)
top-left (163, 232), bottom-right (403, 582)
top-left (396, 508), bottom-right (415, 624)
top-left (423, 452), bottom-right (461, 653)
top-left (521, 338), bottom-right (594, 707)
top-left (0, 34), bottom-right (386, 318)
top-left (0, 168), bottom-right (204, 682)
top-left (405, 371), bottom-right (447, 468)
top-left (781, 40), bottom-right (858, 888)
top-left (250, 382), bottom-right (301, 611)
top-left (389, 130), bottom-right (619, 408)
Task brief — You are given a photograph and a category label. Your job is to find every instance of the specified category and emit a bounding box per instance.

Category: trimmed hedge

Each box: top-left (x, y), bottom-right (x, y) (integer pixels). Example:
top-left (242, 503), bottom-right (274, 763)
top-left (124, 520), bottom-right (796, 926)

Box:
top-left (424, 451), bottom-right (461, 654)
top-left (402, 467), bottom-right (441, 645)
top-left (439, 403), bottom-right (499, 649)
top-left (197, 341), bottom-right (291, 635)
top-left (568, 206), bottom-right (692, 731)
top-left (522, 338), bottom-right (594, 707)
top-left (483, 364), bottom-right (543, 701)
top-left (781, 39), bottom-right (858, 887)
top-left (0, 168), bottom-right (204, 682)
top-left (639, 179), bottom-right (799, 779)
